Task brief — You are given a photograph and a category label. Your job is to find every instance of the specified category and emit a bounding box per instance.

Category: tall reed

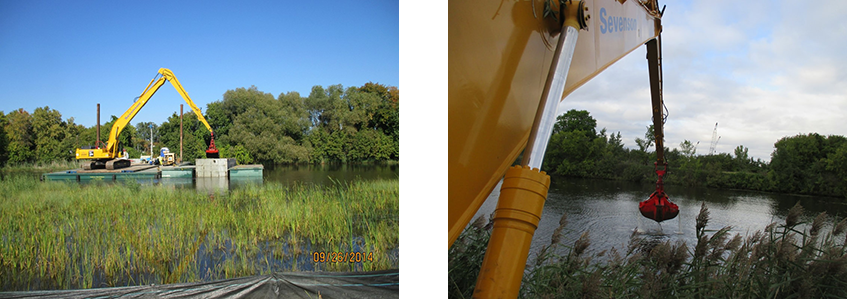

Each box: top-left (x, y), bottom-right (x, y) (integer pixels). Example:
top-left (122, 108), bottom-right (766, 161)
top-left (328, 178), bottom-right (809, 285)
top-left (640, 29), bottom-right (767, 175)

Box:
top-left (447, 202), bottom-right (847, 298)
top-left (0, 176), bottom-right (398, 291)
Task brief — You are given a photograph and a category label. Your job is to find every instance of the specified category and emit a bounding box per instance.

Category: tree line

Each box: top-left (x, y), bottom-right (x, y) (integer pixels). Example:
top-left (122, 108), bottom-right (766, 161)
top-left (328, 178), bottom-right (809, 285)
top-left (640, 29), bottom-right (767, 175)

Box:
top-left (0, 83), bottom-right (398, 166)
top-left (542, 109), bottom-right (847, 198)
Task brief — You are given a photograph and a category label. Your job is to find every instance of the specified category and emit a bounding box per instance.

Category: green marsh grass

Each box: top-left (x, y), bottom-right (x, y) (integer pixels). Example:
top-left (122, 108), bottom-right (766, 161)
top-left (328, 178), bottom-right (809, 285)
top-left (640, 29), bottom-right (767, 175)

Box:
top-left (0, 175), bottom-right (398, 290)
top-left (1, 160), bottom-right (81, 175)
top-left (448, 203), bottom-right (847, 298)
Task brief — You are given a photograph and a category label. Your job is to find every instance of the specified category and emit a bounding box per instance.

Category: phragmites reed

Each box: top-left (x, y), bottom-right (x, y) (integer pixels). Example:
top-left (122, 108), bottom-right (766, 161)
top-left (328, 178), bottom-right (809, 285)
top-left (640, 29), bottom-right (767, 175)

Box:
top-left (536, 213), bottom-right (568, 266)
top-left (834, 217), bottom-right (847, 236)
top-left (707, 227), bottom-right (733, 262)
top-left (513, 201), bottom-right (847, 299)
top-left (550, 213), bottom-right (568, 246)
top-left (669, 241), bottom-right (689, 274)
top-left (810, 212), bottom-right (826, 236)
top-left (786, 201), bottom-right (804, 227)
top-left (696, 202), bottom-right (710, 234)
top-left (471, 215), bottom-right (486, 230)
top-left (573, 231), bottom-right (591, 257)
top-left (724, 234), bottom-right (742, 252)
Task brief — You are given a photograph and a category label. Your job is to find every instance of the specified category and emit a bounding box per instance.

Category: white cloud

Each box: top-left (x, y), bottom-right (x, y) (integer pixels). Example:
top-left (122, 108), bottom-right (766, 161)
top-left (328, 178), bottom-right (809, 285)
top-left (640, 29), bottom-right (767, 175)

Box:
top-left (559, 0), bottom-right (847, 162)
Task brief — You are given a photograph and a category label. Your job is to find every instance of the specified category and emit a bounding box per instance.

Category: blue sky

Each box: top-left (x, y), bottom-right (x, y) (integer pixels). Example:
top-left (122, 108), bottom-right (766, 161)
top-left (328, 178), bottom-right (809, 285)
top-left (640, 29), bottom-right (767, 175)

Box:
top-left (0, 0), bottom-right (398, 127)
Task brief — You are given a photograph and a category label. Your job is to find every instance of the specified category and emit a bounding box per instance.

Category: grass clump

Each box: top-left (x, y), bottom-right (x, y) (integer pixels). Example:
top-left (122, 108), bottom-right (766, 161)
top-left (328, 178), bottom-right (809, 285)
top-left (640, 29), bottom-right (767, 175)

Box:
top-left (448, 215), bottom-right (492, 299)
top-left (448, 202), bottom-right (847, 298)
top-left (0, 176), bottom-right (398, 291)
top-left (1, 160), bottom-right (81, 174)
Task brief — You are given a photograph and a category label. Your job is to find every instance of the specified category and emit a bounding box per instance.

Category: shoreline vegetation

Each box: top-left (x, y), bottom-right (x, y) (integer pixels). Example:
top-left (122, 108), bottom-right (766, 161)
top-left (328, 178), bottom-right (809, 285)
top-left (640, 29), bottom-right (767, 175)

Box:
top-left (0, 176), bottom-right (399, 291)
top-left (449, 203), bottom-right (847, 298)
top-left (0, 160), bottom-right (81, 174)
top-left (0, 160), bottom-right (400, 172)
top-left (540, 109), bottom-right (847, 199)
top-left (0, 82), bottom-right (398, 167)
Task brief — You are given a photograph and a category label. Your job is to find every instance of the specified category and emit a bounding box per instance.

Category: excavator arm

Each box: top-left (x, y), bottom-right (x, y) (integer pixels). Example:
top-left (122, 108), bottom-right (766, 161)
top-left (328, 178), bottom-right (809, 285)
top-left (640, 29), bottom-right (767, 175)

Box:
top-left (76, 68), bottom-right (219, 167)
top-left (449, 0), bottom-right (671, 297)
top-left (638, 34), bottom-right (679, 223)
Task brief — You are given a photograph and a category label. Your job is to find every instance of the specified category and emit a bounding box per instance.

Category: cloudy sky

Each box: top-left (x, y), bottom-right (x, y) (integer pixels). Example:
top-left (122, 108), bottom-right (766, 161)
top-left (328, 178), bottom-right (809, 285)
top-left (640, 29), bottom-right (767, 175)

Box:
top-left (559, 0), bottom-right (847, 161)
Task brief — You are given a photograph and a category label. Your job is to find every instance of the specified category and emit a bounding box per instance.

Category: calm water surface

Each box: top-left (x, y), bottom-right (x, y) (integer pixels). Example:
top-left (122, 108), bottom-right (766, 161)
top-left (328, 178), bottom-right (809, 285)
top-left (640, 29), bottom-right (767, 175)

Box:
top-left (2, 164), bottom-right (400, 289)
top-left (474, 176), bottom-right (847, 263)
top-left (263, 163), bottom-right (399, 186)
top-left (158, 163), bottom-right (398, 191)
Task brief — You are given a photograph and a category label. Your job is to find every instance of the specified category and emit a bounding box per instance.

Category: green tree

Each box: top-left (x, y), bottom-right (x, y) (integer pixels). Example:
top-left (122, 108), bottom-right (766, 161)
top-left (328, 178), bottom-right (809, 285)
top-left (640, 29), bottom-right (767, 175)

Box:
top-left (99, 115), bottom-right (137, 156)
top-left (0, 111), bottom-right (8, 165)
top-left (197, 83), bottom-right (400, 164)
top-left (220, 144), bottom-right (254, 164)
top-left (768, 133), bottom-right (838, 194)
top-left (205, 86), bottom-right (314, 164)
top-left (134, 122), bottom-right (159, 154)
top-left (635, 124), bottom-right (655, 152)
top-left (227, 107), bottom-right (310, 164)
top-left (159, 111), bottom-right (209, 163)
top-left (62, 118), bottom-right (85, 156)
top-left (4, 109), bottom-right (35, 163)
top-left (277, 91), bottom-right (311, 141)
top-left (358, 82), bottom-right (399, 139)
top-left (305, 85), bottom-right (351, 132)
top-left (680, 140), bottom-right (697, 157)
top-left (32, 106), bottom-right (69, 162)
top-left (543, 110), bottom-right (604, 176)
top-left (207, 86), bottom-right (276, 139)
top-left (825, 142), bottom-right (847, 196)
top-left (733, 145), bottom-right (750, 171)
top-left (553, 109), bottom-right (597, 138)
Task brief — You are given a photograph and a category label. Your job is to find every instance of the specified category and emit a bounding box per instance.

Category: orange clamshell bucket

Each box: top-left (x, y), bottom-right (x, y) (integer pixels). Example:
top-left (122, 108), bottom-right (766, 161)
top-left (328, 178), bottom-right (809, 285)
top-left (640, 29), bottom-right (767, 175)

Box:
top-left (205, 133), bottom-right (220, 158)
top-left (638, 168), bottom-right (679, 222)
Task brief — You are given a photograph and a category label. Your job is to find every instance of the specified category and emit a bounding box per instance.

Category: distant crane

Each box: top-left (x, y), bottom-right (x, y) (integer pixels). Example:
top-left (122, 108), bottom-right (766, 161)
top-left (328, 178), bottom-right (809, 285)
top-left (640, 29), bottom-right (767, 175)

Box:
top-left (709, 122), bottom-right (721, 155)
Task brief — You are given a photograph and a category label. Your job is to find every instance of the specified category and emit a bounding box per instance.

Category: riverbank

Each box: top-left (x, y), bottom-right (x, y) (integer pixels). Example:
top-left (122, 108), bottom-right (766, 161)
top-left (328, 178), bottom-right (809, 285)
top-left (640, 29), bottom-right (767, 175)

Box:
top-left (542, 110), bottom-right (847, 200)
top-left (547, 163), bottom-right (847, 200)
top-left (0, 160), bottom-right (80, 175)
top-left (0, 176), bottom-right (399, 291)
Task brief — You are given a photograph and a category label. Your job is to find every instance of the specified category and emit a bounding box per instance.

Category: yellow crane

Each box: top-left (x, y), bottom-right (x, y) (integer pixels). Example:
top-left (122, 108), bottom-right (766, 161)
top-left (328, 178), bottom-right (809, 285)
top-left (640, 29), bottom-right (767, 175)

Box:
top-left (450, 0), bottom-right (669, 297)
top-left (76, 68), bottom-right (219, 170)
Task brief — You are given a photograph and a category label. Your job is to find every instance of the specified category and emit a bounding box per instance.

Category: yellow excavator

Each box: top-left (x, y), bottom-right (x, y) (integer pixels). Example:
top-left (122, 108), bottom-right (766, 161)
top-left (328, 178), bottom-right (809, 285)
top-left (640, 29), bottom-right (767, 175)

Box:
top-left (76, 68), bottom-right (219, 170)
top-left (450, 0), bottom-right (672, 297)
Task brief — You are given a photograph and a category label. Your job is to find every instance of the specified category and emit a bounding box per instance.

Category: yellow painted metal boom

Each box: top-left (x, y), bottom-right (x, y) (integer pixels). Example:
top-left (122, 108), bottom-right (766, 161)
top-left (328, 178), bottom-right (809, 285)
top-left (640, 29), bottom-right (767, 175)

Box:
top-left (449, 0), bottom-right (663, 248)
top-left (450, 0), bottom-right (666, 297)
top-left (75, 68), bottom-right (214, 160)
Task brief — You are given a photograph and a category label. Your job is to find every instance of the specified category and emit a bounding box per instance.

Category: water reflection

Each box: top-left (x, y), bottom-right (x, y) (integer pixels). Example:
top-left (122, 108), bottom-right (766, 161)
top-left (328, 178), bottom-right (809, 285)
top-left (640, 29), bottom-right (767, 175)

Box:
top-left (196, 177), bottom-right (229, 194)
top-left (474, 177), bottom-right (847, 265)
top-left (263, 163), bottom-right (398, 186)
top-left (27, 163), bottom-right (396, 192)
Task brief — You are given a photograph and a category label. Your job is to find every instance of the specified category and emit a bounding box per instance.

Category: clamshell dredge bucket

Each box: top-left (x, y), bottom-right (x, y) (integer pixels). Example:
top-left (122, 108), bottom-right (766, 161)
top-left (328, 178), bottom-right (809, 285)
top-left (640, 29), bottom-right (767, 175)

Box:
top-left (639, 164), bottom-right (679, 222)
top-left (205, 133), bottom-right (220, 158)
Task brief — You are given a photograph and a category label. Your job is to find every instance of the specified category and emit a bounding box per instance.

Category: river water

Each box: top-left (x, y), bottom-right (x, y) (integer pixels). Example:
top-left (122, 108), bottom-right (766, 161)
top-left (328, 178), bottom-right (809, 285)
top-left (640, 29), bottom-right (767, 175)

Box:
top-left (1, 164), bottom-right (400, 290)
top-left (155, 163), bottom-right (398, 192)
top-left (474, 176), bottom-right (847, 263)
top-left (262, 163), bottom-right (399, 186)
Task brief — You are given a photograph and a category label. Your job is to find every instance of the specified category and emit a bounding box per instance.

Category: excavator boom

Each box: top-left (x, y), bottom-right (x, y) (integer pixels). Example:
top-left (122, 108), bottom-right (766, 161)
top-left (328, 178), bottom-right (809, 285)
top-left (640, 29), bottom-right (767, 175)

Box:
top-left (76, 68), bottom-right (218, 168)
top-left (449, 0), bottom-right (671, 296)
